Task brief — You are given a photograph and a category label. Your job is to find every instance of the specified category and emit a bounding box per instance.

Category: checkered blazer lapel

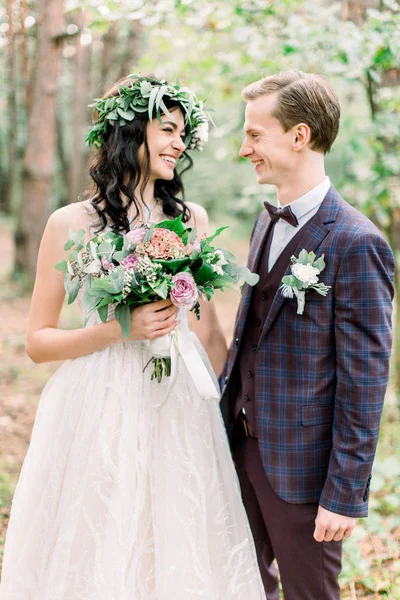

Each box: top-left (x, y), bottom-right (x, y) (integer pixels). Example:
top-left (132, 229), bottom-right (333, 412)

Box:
top-left (234, 210), bottom-right (272, 342)
top-left (256, 186), bottom-right (340, 347)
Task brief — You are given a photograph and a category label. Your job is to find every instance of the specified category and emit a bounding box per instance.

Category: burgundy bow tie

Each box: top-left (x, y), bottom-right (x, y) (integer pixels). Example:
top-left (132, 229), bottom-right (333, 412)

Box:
top-left (264, 201), bottom-right (299, 228)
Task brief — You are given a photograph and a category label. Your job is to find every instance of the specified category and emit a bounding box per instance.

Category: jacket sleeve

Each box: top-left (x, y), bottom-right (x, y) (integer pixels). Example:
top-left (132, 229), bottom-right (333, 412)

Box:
top-left (319, 231), bottom-right (395, 517)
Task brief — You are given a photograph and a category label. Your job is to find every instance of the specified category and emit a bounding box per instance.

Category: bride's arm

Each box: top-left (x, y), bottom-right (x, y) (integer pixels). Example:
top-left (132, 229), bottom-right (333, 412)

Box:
top-left (186, 202), bottom-right (228, 378)
top-left (26, 207), bottom-right (178, 364)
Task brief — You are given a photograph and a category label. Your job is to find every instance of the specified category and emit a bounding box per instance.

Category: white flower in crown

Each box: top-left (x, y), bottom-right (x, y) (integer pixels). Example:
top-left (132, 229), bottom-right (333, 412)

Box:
top-left (188, 120), bottom-right (209, 151)
top-left (196, 121), bottom-right (209, 144)
top-left (280, 249), bottom-right (330, 315)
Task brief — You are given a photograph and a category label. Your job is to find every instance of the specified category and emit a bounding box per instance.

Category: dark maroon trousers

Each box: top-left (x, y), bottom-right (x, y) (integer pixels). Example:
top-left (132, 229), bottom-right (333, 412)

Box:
top-left (233, 421), bottom-right (342, 599)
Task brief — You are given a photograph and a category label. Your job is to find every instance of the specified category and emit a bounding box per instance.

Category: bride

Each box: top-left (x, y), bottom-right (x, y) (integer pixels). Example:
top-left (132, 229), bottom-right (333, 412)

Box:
top-left (0, 75), bottom-right (266, 599)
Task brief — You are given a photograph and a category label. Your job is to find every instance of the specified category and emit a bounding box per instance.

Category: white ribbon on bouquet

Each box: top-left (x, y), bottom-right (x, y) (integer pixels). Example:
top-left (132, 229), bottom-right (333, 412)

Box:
top-left (147, 331), bottom-right (220, 410)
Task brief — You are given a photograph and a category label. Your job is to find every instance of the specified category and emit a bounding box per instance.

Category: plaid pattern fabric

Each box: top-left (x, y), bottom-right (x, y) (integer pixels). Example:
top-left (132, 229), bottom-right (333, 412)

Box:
top-left (220, 187), bottom-right (395, 517)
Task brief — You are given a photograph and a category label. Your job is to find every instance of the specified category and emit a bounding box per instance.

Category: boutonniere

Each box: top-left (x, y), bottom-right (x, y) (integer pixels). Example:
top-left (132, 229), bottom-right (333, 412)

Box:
top-left (280, 249), bottom-right (331, 315)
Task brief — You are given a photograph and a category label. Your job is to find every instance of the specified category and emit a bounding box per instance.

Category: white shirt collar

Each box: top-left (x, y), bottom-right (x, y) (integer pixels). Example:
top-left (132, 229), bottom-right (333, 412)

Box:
top-left (277, 176), bottom-right (330, 220)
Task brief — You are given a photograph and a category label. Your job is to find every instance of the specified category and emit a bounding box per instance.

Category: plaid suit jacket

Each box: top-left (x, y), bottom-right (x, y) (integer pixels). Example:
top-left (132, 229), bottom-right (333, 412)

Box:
top-left (220, 186), bottom-right (395, 517)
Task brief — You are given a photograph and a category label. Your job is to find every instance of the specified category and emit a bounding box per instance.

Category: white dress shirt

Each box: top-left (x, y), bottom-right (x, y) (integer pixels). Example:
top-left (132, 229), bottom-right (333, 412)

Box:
top-left (268, 177), bottom-right (331, 271)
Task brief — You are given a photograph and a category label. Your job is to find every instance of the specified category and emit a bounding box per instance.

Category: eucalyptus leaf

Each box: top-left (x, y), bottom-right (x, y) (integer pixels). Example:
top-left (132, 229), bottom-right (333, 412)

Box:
top-left (159, 98), bottom-right (173, 119)
top-left (115, 303), bottom-right (131, 339)
top-left (76, 229), bottom-right (85, 246)
top-left (117, 107), bottom-right (135, 121)
top-left (298, 249), bottom-right (310, 265)
top-left (313, 256), bottom-right (326, 271)
top-left (144, 224), bottom-right (155, 244)
top-left (91, 266), bottom-right (125, 294)
top-left (83, 304), bottom-right (100, 327)
top-left (140, 80), bottom-right (152, 96)
top-left (282, 275), bottom-right (302, 288)
top-left (64, 239), bottom-right (75, 251)
top-left (89, 241), bottom-right (98, 260)
top-left (148, 86), bottom-right (159, 121)
top-left (113, 249), bottom-right (130, 263)
top-left (153, 279), bottom-right (169, 299)
top-left (187, 227), bottom-right (197, 244)
top-left (223, 262), bottom-right (240, 277)
top-left (209, 278), bottom-right (237, 291)
top-left (55, 260), bottom-right (68, 273)
top-left (308, 251), bottom-right (316, 264)
top-left (97, 304), bottom-right (109, 323)
top-left (97, 242), bottom-right (114, 259)
top-left (221, 248), bottom-right (237, 262)
top-left (82, 279), bottom-right (100, 313)
top-left (65, 274), bottom-right (81, 305)
top-left (83, 259), bottom-right (102, 274)
top-left (155, 85), bottom-right (168, 109)
top-left (237, 266), bottom-right (260, 286)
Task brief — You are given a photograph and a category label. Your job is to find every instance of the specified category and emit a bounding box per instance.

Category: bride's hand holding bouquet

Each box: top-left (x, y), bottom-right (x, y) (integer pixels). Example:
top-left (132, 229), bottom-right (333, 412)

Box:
top-left (56, 214), bottom-right (259, 382)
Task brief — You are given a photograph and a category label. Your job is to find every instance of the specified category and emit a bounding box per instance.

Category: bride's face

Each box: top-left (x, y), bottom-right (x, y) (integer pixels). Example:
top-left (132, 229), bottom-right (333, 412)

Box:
top-left (140, 108), bottom-right (186, 182)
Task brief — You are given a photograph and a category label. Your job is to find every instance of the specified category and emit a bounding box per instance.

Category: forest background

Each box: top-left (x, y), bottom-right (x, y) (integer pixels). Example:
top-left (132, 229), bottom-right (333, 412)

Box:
top-left (0, 0), bottom-right (399, 597)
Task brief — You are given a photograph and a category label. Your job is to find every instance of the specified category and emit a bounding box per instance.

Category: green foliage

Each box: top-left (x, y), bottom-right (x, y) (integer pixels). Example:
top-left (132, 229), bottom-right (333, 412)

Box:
top-left (86, 74), bottom-right (209, 150)
top-left (339, 449), bottom-right (400, 597)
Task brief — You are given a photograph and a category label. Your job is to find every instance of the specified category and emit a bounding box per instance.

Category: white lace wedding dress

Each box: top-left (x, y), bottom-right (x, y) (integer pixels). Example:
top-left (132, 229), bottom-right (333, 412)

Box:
top-left (0, 225), bottom-right (265, 599)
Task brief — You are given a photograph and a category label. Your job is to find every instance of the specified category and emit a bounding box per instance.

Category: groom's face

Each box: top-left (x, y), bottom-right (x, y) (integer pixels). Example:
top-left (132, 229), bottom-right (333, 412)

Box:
top-left (240, 94), bottom-right (296, 186)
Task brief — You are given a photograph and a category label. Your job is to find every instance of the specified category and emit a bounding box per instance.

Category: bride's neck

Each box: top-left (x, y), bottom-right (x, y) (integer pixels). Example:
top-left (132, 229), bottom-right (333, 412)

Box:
top-left (121, 180), bottom-right (158, 221)
top-left (133, 179), bottom-right (156, 208)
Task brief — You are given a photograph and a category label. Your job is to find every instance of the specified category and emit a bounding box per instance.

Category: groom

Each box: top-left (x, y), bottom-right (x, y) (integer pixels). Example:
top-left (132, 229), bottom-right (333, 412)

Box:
top-left (220, 71), bottom-right (395, 599)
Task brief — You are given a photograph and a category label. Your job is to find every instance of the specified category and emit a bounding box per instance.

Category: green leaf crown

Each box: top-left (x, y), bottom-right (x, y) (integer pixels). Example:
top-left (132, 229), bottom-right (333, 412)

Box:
top-left (86, 74), bottom-right (210, 151)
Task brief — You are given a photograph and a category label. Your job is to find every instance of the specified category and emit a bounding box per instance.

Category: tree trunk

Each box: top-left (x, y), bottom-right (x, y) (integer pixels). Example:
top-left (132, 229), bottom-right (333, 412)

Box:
top-left (2, 0), bottom-right (17, 215)
top-left (69, 14), bottom-right (91, 205)
top-left (20, 0), bottom-right (32, 113)
top-left (100, 23), bottom-right (117, 90)
top-left (56, 114), bottom-right (70, 207)
top-left (117, 21), bottom-right (142, 81)
top-left (14, 0), bottom-right (66, 277)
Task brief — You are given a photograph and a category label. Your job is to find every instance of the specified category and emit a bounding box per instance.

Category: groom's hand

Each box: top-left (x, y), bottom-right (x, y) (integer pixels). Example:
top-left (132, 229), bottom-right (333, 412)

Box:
top-left (314, 505), bottom-right (356, 543)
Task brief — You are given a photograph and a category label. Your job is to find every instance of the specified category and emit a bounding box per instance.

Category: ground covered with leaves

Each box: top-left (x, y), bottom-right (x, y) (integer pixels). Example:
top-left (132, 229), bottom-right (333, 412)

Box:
top-left (0, 220), bottom-right (399, 598)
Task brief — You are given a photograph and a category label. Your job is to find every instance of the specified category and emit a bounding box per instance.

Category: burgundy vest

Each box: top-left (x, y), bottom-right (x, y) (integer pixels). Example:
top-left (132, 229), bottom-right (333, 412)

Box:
top-left (234, 221), bottom-right (309, 433)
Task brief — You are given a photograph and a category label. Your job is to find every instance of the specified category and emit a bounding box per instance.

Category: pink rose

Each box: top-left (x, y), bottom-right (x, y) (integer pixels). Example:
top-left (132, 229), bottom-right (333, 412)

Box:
top-left (121, 252), bottom-right (140, 270)
top-left (126, 227), bottom-right (147, 246)
top-left (101, 257), bottom-right (115, 271)
top-left (170, 272), bottom-right (198, 309)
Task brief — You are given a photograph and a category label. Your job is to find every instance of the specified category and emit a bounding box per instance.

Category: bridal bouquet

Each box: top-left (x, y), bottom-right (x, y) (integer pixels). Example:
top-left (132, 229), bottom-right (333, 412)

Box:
top-left (55, 215), bottom-right (259, 382)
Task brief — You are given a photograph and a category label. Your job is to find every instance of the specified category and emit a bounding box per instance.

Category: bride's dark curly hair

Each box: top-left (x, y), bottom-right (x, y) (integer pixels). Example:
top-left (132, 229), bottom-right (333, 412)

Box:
top-left (87, 76), bottom-right (192, 234)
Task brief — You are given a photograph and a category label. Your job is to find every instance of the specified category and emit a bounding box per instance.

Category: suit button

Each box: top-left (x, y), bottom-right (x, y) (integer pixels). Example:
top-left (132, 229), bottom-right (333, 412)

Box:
top-left (256, 318), bottom-right (261, 327)
top-left (224, 376), bottom-right (228, 384)
top-left (261, 293), bottom-right (267, 301)
top-left (243, 395), bottom-right (250, 402)
top-left (252, 344), bottom-right (257, 352)
top-left (246, 371), bottom-right (252, 379)
top-left (234, 338), bottom-right (239, 347)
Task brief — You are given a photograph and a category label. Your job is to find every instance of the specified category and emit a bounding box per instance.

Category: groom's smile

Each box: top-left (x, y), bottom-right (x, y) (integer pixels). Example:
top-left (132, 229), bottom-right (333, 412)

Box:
top-left (240, 93), bottom-right (298, 187)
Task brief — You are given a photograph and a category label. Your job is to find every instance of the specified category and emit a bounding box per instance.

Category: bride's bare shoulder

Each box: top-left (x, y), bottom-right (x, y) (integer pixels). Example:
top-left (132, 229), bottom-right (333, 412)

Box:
top-left (185, 202), bottom-right (209, 237)
top-left (47, 200), bottom-right (96, 236)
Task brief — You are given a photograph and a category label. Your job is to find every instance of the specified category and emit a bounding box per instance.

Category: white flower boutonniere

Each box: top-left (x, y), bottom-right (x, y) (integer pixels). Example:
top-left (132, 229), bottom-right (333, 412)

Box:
top-left (280, 249), bottom-right (331, 315)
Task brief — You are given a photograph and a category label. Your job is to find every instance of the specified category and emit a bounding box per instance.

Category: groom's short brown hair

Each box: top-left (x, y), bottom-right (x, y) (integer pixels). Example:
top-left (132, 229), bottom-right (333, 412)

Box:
top-left (242, 71), bottom-right (340, 154)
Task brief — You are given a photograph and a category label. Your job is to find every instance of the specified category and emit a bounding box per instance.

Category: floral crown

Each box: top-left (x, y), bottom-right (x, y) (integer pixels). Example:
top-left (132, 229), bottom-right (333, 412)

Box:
top-left (86, 74), bottom-right (210, 151)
